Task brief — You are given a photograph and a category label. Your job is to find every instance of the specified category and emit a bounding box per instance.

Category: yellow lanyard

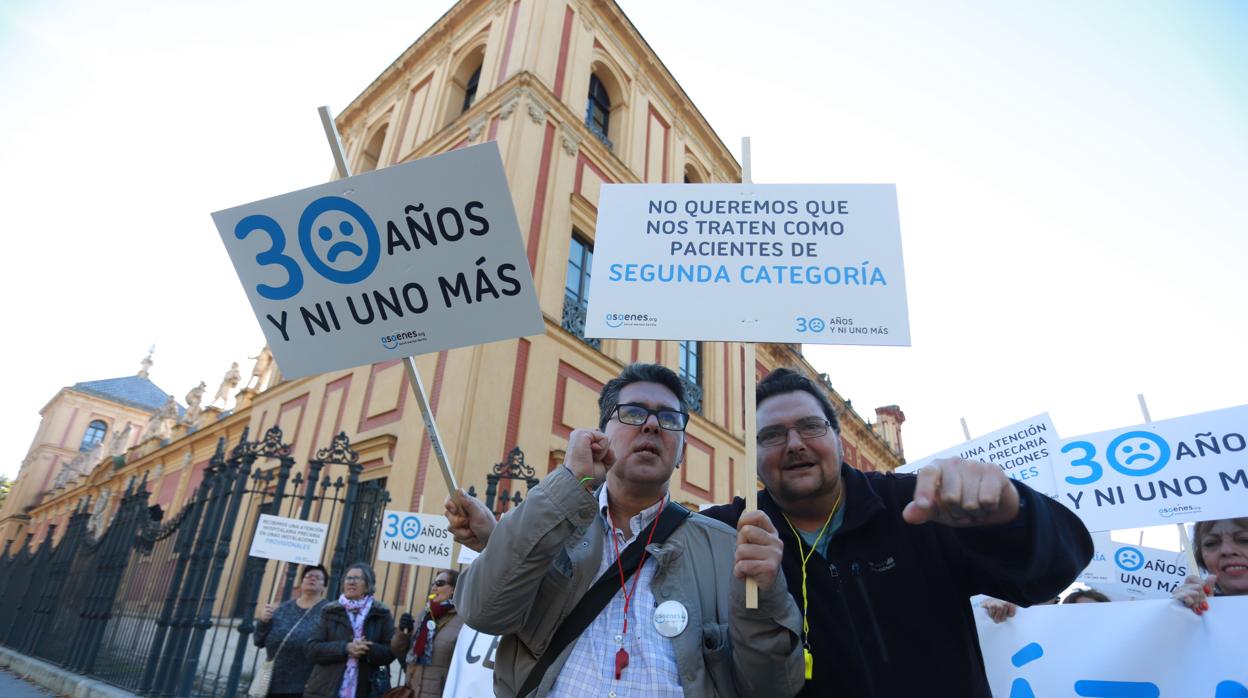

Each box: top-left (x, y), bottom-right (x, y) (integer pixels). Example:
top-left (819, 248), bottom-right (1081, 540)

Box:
top-left (782, 488), bottom-right (843, 680)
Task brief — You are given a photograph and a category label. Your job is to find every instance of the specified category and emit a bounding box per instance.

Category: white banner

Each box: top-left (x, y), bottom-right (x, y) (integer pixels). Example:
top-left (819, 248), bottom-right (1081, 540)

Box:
top-left (1053, 404), bottom-right (1248, 531)
top-left (583, 184), bottom-right (910, 345)
top-left (897, 413), bottom-right (1058, 497)
top-left (975, 597), bottom-right (1248, 696)
top-left (213, 142), bottom-right (543, 379)
top-left (376, 510), bottom-right (453, 569)
top-left (443, 625), bottom-right (499, 698)
top-left (1079, 533), bottom-right (1190, 600)
top-left (248, 514), bottom-right (327, 566)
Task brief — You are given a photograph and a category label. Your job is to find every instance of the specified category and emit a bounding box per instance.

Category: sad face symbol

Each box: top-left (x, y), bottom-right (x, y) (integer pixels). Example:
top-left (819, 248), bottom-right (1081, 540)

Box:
top-left (1105, 431), bottom-right (1170, 478)
top-left (297, 196), bottom-right (381, 285)
top-left (1114, 546), bottom-right (1145, 572)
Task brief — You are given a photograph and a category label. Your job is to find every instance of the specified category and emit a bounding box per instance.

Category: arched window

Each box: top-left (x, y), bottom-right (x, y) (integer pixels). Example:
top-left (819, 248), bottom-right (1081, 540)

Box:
top-left (357, 124), bottom-right (389, 173)
top-left (586, 74), bottom-right (612, 147)
top-left (462, 65), bottom-right (482, 113)
top-left (80, 420), bottom-right (108, 451)
top-left (684, 164), bottom-right (703, 184)
top-left (443, 46), bottom-right (487, 128)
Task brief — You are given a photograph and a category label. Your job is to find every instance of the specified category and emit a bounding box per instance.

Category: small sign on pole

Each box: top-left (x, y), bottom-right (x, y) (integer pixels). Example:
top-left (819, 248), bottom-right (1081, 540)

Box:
top-left (897, 413), bottom-right (1059, 497)
top-left (248, 514), bottom-right (329, 566)
top-left (585, 137), bottom-right (911, 607)
top-left (376, 510), bottom-right (455, 569)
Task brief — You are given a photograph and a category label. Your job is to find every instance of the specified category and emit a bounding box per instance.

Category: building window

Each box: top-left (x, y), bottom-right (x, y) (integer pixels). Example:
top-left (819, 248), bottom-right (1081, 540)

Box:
top-left (562, 233), bottom-right (599, 350)
top-left (585, 74), bottom-right (612, 150)
top-left (461, 65), bottom-right (481, 113)
top-left (677, 341), bottom-right (703, 413)
top-left (80, 420), bottom-right (108, 451)
top-left (357, 124), bottom-right (388, 173)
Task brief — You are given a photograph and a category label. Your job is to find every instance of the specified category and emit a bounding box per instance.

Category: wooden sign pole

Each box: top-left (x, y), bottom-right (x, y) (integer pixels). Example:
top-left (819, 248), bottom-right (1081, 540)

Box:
top-left (739, 137), bottom-right (760, 609)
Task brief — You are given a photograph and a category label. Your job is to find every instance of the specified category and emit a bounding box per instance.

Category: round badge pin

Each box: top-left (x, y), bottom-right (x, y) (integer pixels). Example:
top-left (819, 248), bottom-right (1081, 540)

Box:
top-left (652, 600), bottom-right (688, 638)
top-left (426, 619), bottom-right (437, 631)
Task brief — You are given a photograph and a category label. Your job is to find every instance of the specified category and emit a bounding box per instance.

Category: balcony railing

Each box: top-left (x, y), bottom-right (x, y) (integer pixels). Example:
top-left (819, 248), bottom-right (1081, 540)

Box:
top-left (562, 296), bottom-right (601, 350)
top-left (681, 376), bottom-right (703, 414)
top-left (585, 117), bottom-right (614, 152)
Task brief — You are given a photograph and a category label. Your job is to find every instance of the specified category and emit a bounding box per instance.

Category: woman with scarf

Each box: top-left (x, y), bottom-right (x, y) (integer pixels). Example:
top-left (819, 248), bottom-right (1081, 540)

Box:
top-left (389, 569), bottom-right (464, 697)
top-left (305, 562), bottom-right (396, 698)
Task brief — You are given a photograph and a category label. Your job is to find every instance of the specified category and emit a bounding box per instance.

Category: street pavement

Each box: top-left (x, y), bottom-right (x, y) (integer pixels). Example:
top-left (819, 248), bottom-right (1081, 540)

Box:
top-left (0, 668), bottom-right (57, 697)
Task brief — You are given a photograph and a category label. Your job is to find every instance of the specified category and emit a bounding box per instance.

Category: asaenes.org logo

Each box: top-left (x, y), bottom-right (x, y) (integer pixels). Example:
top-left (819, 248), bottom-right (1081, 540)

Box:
top-left (381, 335), bottom-right (400, 350)
top-left (604, 312), bottom-right (656, 329)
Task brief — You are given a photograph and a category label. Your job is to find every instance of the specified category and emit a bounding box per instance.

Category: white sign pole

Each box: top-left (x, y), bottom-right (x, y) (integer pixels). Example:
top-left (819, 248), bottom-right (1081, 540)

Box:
top-left (739, 137), bottom-right (760, 609)
top-left (1137, 393), bottom-right (1198, 575)
top-left (960, 417), bottom-right (973, 442)
top-left (317, 106), bottom-right (458, 494)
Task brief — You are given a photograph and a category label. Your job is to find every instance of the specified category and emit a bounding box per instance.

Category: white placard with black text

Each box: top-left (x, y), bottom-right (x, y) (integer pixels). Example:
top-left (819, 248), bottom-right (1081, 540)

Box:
top-left (1052, 404), bottom-right (1248, 531)
top-left (248, 514), bottom-right (328, 566)
top-left (584, 184), bottom-right (910, 344)
top-left (213, 142), bottom-right (543, 379)
top-left (376, 510), bottom-right (454, 569)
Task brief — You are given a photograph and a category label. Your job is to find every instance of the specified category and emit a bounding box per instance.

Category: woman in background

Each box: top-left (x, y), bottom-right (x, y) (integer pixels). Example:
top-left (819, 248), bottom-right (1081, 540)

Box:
top-left (1173, 517), bottom-right (1248, 615)
top-left (304, 562), bottom-right (395, 698)
top-left (390, 569), bottom-right (464, 697)
top-left (254, 564), bottom-right (329, 698)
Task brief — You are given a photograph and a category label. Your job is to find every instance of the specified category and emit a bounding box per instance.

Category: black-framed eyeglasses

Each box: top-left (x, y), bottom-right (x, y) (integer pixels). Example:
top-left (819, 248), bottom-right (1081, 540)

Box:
top-left (757, 418), bottom-right (831, 448)
top-left (612, 404), bottom-right (689, 432)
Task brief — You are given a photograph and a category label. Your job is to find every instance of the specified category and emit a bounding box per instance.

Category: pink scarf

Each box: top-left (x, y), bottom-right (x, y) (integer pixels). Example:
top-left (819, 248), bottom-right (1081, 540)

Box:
top-left (338, 593), bottom-right (374, 698)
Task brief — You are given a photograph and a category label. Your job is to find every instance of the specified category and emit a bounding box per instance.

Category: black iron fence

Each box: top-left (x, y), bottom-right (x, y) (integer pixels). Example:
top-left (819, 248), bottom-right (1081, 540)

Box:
top-left (0, 427), bottom-right (388, 697)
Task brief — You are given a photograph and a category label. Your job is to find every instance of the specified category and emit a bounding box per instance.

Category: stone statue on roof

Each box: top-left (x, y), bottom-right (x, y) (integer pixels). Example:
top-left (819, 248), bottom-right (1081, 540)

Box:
top-left (146, 395), bottom-right (178, 442)
top-left (110, 423), bottom-right (132, 457)
top-left (182, 381), bottom-right (207, 425)
top-left (246, 346), bottom-right (276, 391)
top-left (210, 362), bottom-right (242, 408)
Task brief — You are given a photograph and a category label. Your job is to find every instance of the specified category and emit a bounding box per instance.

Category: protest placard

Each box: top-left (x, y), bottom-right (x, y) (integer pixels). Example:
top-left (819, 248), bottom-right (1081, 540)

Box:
top-left (975, 597), bottom-right (1247, 696)
top-left (248, 514), bottom-right (328, 566)
top-left (212, 142), bottom-right (543, 380)
top-left (375, 510), bottom-right (454, 569)
top-left (1052, 404), bottom-right (1248, 531)
top-left (443, 624), bottom-right (499, 698)
top-left (1079, 532), bottom-right (1189, 600)
top-left (583, 184), bottom-right (910, 345)
top-left (896, 413), bottom-right (1058, 496)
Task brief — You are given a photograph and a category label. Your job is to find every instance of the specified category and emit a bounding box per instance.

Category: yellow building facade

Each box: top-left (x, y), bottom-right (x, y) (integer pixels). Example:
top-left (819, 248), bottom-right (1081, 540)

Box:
top-left (17, 0), bottom-right (904, 609)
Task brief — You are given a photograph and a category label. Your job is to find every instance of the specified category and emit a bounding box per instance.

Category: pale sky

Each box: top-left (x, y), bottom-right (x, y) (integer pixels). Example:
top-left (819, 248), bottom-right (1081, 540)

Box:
top-left (2, 0), bottom-right (1245, 549)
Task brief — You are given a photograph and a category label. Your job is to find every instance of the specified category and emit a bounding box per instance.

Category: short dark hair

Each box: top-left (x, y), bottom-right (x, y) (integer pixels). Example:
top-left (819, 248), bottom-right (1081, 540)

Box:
top-left (1063, 589), bottom-right (1110, 604)
top-left (300, 564), bottom-right (328, 583)
top-left (435, 569), bottom-right (460, 587)
top-left (756, 368), bottom-right (840, 433)
top-left (344, 561), bottom-right (376, 595)
top-left (598, 363), bottom-right (688, 430)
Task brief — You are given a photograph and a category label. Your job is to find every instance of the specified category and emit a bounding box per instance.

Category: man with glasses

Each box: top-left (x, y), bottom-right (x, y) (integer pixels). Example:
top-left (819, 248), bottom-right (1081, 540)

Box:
top-left (453, 363), bottom-right (804, 698)
top-left (700, 368), bottom-right (1093, 697)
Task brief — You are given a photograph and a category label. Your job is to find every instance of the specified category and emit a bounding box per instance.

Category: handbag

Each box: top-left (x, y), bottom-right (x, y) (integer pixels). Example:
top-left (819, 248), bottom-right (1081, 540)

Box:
top-left (370, 663), bottom-right (393, 698)
top-left (248, 603), bottom-right (317, 698)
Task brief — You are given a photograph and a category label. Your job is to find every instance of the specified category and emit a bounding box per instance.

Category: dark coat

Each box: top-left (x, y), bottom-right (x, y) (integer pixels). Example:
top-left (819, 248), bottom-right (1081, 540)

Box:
top-left (304, 599), bottom-right (396, 698)
top-left (702, 463), bottom-right (1093, 698)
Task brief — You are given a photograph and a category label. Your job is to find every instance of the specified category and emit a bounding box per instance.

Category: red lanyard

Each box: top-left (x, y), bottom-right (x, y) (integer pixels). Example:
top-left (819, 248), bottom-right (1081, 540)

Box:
top-left (609, 497), bottom-right (666, 680)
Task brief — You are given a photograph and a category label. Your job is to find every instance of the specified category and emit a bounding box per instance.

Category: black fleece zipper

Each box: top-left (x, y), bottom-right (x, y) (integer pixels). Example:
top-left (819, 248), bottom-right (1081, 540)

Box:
top-left (850, 562), bottom-right (890, 664)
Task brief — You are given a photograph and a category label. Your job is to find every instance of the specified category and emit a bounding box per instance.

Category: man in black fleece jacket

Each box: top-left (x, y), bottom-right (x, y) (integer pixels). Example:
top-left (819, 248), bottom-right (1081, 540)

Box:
top-left (701, 369), bottom-right (1092, 697)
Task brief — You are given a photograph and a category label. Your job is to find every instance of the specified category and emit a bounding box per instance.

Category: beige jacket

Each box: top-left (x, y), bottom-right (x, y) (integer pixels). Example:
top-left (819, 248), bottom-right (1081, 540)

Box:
top-left (456, 465), bottom-right (805, 698)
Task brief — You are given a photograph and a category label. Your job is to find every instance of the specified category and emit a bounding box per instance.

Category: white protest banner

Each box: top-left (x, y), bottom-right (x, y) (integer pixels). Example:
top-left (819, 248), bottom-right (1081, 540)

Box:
top-left (974, 597), bottom-right (1247, 696)
top-left (212, 142), bottom-right (543, 379)
top-left (376, 510), bottom-right (453, 569)
top-left (443, 625), bottom-right (498, 698)
top-left (456, 544), bottom-right (479, 565)
top-left (583, 184), bottom-right (910, 345)
top-left (1079, 532), bottom-right (1190, 600)
top-left (248, 514), bottom-right (328, 566)
top-left (896, 413), bottom-right (1058, 496)
top-left (1053, 404), bottom-right (1248, 531)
